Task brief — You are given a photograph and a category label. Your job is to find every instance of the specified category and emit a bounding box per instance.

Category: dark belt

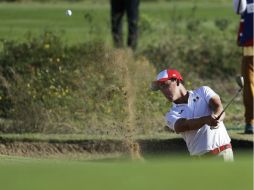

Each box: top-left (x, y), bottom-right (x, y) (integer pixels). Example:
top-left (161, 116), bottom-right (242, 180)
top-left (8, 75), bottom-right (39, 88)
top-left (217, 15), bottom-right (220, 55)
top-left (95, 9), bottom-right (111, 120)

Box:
top-left (209, 144), bottom-right (232, 155)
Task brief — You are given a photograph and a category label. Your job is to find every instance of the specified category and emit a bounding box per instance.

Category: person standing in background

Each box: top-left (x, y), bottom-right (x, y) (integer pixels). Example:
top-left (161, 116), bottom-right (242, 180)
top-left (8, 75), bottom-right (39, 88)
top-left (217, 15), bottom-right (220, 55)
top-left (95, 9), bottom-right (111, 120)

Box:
top-left (110, 0), bottom-right (140, 50)
top-left (233, 0), bottom-right (254, 134)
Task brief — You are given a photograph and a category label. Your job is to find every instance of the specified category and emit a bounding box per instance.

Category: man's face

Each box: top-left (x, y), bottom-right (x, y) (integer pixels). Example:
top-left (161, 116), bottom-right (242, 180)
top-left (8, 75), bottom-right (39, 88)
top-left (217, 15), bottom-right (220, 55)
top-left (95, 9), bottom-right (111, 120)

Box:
top-left (159, 79), bottom-right (178, 102)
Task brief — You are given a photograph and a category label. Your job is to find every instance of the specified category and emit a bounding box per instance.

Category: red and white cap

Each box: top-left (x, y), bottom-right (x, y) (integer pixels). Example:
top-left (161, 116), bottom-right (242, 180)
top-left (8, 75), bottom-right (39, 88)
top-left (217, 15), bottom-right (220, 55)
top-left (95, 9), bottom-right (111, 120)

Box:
top-left (150, 69), bottom-right (183, 91)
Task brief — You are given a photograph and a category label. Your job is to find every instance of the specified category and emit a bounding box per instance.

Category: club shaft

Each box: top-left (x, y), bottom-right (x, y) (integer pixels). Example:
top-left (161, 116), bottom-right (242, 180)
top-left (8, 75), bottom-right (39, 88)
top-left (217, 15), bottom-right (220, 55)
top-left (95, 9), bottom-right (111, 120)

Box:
top-left (217, 88), bottom-right (242, 120)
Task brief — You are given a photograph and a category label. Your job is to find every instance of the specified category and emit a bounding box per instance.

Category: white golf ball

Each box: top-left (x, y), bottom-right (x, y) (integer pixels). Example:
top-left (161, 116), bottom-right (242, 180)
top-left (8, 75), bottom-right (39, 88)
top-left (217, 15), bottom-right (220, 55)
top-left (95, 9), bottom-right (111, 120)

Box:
top-left (65, 9), bottom-right (72, 16)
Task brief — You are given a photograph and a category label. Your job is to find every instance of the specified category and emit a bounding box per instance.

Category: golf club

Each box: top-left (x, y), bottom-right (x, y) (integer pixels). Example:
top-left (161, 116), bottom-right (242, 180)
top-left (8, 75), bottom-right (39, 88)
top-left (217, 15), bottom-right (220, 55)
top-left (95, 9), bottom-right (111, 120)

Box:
top-left (216, 76), bottom-right (244, 120)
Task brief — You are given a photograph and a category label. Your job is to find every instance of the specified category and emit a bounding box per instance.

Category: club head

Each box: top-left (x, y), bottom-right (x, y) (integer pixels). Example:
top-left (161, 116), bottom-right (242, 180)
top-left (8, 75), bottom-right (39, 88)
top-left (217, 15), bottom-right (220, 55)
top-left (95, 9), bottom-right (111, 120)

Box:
top-left (235, 76), bottom-right (244, 89)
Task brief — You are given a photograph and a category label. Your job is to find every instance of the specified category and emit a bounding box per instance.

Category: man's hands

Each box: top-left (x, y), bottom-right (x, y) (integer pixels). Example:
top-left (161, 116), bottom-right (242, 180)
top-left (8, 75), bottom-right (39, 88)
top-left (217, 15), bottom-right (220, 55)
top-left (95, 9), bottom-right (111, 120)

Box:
top-left (206, 114), bottom-right (221, 129)
top-left (206, 114), bottom-right (220, 127)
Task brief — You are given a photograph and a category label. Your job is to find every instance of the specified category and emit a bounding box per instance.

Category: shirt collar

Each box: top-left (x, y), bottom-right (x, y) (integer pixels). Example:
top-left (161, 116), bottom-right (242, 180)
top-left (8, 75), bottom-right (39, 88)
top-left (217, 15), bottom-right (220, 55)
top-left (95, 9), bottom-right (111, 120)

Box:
top-left (173, 91), bottom-right (194, 107)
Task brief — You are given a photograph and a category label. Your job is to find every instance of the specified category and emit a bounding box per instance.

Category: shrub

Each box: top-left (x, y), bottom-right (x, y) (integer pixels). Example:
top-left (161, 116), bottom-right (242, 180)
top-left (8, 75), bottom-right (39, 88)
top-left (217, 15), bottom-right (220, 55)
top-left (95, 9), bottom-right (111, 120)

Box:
top-left (0, 28), bottom-right (243, 134)
top-left (142, 31), bottom-right (241, 81)
top-left (0, 32), bottom-right (151, 134)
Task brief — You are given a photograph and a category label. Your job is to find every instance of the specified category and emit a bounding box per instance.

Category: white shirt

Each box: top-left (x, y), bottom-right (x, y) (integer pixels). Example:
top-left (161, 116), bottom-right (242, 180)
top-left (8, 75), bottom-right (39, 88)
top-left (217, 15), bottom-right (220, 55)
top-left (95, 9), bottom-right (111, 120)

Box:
top-left (233, 0), bottom-right (247, 14)
top-left (166, 86), bottom-right (231, 156)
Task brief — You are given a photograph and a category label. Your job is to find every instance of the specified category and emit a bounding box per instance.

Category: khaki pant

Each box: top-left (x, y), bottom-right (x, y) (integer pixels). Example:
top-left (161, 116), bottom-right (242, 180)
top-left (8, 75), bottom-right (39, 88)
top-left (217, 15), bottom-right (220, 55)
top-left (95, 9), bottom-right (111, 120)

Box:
top-left (241, 49), bottom-right (254, 125)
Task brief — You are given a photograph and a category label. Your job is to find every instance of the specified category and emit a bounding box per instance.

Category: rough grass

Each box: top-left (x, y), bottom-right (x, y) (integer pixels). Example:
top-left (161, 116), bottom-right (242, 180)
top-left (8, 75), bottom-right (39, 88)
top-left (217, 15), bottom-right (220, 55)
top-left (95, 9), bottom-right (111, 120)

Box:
top-left (0, 39), bottom-right (245, 134)
top-left (0, 1), bottom-right (247, 135)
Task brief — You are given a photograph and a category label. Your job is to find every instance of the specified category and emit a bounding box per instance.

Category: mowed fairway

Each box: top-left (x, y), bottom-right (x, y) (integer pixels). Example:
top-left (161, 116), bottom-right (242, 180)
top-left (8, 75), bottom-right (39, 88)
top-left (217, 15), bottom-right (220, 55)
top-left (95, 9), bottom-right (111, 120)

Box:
top-left (0, 154), bottom-right (252, 190)
top-left (0, 3), bottom-right (110, 45)
top-left (0, 2), bottom-right (238, 46)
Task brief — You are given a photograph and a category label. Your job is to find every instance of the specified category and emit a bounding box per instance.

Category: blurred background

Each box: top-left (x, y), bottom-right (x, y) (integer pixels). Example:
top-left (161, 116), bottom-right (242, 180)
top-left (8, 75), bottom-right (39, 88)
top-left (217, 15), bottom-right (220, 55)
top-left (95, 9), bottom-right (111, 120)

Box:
top-left (0, 0), bottom-right (245, 136)
top-left (0, 1), bottom-right (253, 190)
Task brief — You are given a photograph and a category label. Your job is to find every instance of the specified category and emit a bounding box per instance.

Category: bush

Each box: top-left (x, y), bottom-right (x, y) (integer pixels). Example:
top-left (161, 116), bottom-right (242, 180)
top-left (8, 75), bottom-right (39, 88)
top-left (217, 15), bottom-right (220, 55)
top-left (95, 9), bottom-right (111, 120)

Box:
top-left (142, 31), bottom-right (241, 81)
top-left (0, 28), bottom-right (243, 134)
top-left (0, 32), bottom-right (157, 134)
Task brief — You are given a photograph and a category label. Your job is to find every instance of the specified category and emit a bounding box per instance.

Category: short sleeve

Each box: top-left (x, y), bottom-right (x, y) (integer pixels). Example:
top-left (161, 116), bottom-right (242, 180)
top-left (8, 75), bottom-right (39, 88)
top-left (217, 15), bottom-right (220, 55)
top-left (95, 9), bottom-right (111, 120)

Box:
top-left (198, 86), bottom-right (219, 103)
top-left (165, 111), bottom-right (181, 131)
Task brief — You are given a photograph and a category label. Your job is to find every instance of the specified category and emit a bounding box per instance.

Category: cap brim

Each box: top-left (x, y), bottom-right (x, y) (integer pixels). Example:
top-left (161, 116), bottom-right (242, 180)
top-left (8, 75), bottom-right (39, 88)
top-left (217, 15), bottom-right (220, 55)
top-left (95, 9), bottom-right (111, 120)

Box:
top-left (157, 78), bottom-right (169, 82)
top-left (150, 81), bottom-right (160, 91)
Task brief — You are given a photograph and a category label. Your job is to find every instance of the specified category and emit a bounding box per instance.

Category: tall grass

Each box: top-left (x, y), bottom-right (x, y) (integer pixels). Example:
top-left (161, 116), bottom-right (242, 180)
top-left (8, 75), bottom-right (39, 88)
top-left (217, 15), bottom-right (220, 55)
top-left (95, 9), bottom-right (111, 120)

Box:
top-left (0, 1), bottom-right (245, 134)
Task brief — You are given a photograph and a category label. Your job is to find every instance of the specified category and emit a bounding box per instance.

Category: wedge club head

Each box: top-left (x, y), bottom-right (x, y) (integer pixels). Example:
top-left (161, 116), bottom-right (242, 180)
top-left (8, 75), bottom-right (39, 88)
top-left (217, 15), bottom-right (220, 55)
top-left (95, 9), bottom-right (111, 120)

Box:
top-left (236, 76), bottom-right (244, 89)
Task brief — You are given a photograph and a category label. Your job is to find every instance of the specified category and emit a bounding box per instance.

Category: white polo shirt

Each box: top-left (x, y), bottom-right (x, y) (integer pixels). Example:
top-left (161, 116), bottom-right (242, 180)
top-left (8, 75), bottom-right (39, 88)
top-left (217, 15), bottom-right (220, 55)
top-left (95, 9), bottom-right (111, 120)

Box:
top-left (166, 86), bottom-right (231, 156)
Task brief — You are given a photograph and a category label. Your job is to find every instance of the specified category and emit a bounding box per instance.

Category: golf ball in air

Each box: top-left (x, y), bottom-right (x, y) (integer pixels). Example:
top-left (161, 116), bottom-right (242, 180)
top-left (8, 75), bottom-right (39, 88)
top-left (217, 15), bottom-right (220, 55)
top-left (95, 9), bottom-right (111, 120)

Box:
top-left (66, 9), bottom-right (72, 16)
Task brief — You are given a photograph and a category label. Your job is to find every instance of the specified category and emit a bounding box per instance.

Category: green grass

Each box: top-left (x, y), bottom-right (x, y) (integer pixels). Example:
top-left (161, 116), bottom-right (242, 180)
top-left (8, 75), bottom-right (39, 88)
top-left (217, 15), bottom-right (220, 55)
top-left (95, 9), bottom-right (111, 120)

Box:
top-left (0, 1), bottom-right (239, 46)
top-left (0, 131), bottom-right (253, 142)
top-left (0, 2), bottom-right (111, 45)
top-left (0, 154), bottom-right (252, 190)
top-left (0, 1), bottom-right (247, 133)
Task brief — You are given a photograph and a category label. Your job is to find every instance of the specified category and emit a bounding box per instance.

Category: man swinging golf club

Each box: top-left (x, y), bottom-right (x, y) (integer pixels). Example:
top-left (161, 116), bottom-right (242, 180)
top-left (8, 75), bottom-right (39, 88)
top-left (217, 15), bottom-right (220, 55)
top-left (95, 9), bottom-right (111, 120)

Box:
top-left (151, 69), bottom-right (234, 161)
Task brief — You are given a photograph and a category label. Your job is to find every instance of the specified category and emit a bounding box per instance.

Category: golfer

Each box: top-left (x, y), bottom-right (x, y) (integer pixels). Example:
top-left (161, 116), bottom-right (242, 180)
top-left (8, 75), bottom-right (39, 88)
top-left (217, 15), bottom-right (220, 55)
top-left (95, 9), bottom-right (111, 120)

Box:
top-left (151, 69), bottom-right (234, 161)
